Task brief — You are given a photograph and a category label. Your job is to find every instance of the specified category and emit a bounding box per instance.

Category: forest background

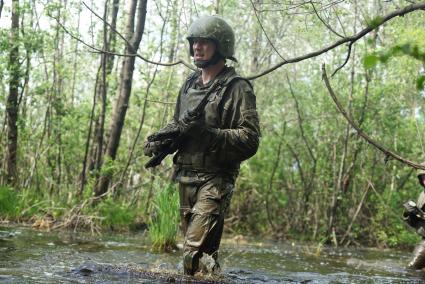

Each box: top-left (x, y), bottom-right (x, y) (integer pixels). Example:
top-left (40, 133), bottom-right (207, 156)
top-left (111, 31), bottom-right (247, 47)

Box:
top-left (0, 0), bottom-right (424, 250)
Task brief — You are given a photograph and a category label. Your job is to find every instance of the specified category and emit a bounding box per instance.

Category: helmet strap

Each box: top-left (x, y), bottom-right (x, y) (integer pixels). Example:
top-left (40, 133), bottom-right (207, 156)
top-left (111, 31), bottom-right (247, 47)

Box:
top-left (194, 51), bottom-right (224, 68)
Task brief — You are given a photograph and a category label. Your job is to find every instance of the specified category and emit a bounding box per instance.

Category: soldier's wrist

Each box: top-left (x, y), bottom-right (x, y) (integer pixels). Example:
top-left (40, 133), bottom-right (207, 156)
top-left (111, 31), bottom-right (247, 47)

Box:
top-left (205, 127), bottom-right (221, 136)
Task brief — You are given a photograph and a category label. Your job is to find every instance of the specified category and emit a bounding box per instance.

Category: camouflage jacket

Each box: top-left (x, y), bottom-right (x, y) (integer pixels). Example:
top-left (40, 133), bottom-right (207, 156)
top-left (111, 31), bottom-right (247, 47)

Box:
top-left (172, 66), bottom-right (260, 173)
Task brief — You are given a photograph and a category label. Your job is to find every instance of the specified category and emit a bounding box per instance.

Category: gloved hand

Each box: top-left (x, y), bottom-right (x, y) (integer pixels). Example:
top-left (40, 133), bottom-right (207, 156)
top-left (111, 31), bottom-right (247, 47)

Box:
top-left (404, 201), bottom-right (419, 214)
top-left (178, 111), bottom-right (204, 135)
top-left (143, 139), bottom-right (172, 157)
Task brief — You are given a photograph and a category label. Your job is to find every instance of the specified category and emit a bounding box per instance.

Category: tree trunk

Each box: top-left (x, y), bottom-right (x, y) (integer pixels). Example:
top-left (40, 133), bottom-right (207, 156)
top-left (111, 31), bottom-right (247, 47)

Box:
top-left (94, 0), bottom-right (120, 171)
top-left (80, 0), bottom-right (120, 195)
top-left (5, 0), bottom-right (20, 186)
top-left (94, 0), bottom-right (147, 197)
top-left (0, 1), bottom-right (4, 19)
top-left (53, 0), bottom-right (67, 189)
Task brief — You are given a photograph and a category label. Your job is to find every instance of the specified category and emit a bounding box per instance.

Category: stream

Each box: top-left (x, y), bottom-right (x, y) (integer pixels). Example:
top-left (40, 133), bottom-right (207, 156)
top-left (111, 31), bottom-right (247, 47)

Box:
top-left (0, 225), bottom-right (424, 283)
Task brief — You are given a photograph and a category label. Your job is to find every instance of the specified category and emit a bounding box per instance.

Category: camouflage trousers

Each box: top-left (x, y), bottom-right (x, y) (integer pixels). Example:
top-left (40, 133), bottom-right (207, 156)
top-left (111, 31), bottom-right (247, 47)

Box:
top-left (409, 239), bottom-right (425, 269)
top-left (176, 170), bottom-right (236, 275)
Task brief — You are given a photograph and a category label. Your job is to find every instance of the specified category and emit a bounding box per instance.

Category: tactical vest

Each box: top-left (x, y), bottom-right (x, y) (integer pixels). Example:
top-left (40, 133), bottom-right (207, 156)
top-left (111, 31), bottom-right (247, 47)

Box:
top-left (173, 67), bottom-right (252, 172)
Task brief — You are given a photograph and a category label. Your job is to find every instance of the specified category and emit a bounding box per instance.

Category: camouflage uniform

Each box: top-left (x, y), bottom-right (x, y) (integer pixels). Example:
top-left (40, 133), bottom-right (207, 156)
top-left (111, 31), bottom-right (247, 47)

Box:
top-left (404, 168), bottom-right (425, 269)
top-left (172, 66), bottom-right (260, 275)
top-left (144, 15), bottom-right (260, 275)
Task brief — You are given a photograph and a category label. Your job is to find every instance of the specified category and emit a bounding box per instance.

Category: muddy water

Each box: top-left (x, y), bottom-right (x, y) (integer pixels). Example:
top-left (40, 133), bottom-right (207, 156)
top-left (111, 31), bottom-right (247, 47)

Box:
top-left (0, 225), bottom-right (424, 283)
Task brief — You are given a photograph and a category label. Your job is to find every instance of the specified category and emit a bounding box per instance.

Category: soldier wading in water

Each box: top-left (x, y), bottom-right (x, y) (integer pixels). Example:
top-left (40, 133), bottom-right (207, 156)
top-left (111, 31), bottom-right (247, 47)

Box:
top-left (144, 16), bottom-right (261, 275)
top-left (404, 168), bottom-right (425, 269)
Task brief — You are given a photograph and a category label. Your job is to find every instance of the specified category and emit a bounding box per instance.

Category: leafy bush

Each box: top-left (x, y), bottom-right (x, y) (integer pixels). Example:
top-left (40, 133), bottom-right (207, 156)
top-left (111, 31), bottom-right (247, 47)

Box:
top-left (0, 186), bottom-right (19, 218)
top-left (97, 197), bottom-right (136, 228)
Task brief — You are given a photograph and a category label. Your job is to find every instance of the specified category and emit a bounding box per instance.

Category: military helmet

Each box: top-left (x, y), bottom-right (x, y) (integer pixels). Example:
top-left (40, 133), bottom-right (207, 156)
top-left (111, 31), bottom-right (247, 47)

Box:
top-left (187, 15), bottom-right (236, 61)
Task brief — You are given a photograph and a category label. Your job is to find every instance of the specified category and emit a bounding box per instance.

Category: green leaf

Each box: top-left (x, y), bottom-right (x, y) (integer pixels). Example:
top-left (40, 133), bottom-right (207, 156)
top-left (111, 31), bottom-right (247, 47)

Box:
top-left (369, 16), bottom-right (384, 29)
top-left (416, 75), bottom-right (425, 90)
top-left (363, 54), bottom-right (379, 69)
top-left (378, 53), bottom-right (390, 64)
top-left (400, 43), bottom-right (412, 54)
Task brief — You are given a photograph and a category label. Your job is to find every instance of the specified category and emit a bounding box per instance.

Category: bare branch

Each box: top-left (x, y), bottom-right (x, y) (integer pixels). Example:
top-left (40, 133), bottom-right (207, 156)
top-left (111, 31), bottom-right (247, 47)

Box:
top-left (81, 1), bottom-right (195, 69)
top-left (145, 98), bottom-right (175, 105)
top-left (332, 4), bottom-right (347, 37)
top-left (331, 42), bottom-right (352, 77)
top-left (250, 0), bottom-right (286, 61)
top-left (62, 1), bottom-right (195, 70)
top-left (59, 2), bottom-right (424, 79)
top-left (247, 2), bottom-right (425, 80)
top-left (340, 182), bottom-right (369, 245)
top-left (310, 0), bottom-right (344, 38)
top-left (54, 12), bottom-right (195, 70)
top-left (322, 64), bottom-right (425, 170)
top-left (252, 0), bottom-right (345, 14)
top-left (286, 73), bottom-right (316, 163)
top-left (54, 17), bottom-right (135, 56)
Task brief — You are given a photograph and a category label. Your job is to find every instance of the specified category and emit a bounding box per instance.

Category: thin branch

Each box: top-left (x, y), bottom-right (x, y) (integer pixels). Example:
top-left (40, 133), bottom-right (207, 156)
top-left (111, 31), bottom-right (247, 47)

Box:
top-left (265, 131), bottom-right (284, 231)
top-left (253, 0), bottom-right (345, 14)
top-left (192, 0), bottom-right (199, 17)
top-left (145, 98), bottom-right (175, 105)
top-left (310, 0), bottom-right (344, 38)
top-left (82, 1), bottom-right (195, 70)
top-left (332, 4), bottom-right (347, 37)
top-left (55, 16), bottom-right (195, 71)
top-left (247, 2), bottom-right (425, 80)
top-left (59, 2), bottom-right (424, 80)
top-left (79, 64), bottom-right (101, 196)
top-left (0, 0), bottom-right (3, 19)
top-left (331, 42), bottom-right (352, 77)
top-left (340, 182), bottom-right (369, 245)
top-left (322, 64), bottom-right (425, 170)
top-left (286, 74), bottom-right (316, 163)
top-left (54, 17), bottom-right (134, 56)
top-left (250, 0), bottom-right (286, 61)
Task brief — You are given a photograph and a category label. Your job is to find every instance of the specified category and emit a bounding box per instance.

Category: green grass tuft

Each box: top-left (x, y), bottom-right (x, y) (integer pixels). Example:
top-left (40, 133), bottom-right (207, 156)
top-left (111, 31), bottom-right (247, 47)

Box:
top-left (149, 183), bottom-right (179, 252)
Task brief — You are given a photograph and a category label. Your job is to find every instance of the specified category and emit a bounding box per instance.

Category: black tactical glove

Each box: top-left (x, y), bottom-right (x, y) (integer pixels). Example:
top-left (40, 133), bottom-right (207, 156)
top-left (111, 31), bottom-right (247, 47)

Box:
top-left (178, 111), bottom-right (205, 135)
top-left (143, 139), bottom-right (172, 157)
top-left (403, 201), bottom-right (420, 227)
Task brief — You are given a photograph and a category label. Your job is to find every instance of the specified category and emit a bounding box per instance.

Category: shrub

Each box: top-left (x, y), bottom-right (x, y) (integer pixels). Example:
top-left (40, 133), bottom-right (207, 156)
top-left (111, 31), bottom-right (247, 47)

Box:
top-left (97, 197), bottom-right (136, 229)
top-left (0, 186), bottom-right (19, 218)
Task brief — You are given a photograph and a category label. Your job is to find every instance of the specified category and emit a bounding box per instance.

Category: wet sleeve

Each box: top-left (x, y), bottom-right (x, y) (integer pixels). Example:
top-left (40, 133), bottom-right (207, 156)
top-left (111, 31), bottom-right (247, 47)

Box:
top-left (209, 80), bottom-right (261, 162)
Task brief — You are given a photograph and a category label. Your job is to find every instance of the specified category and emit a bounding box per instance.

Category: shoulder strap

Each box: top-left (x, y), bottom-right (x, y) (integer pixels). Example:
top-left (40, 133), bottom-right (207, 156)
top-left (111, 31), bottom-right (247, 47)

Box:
top-left (183, 71), bottom-right (201, 94)
top-left (187, 77), bottom-right (226, 119)
top-left (217, 74), bottom-right (253, 97)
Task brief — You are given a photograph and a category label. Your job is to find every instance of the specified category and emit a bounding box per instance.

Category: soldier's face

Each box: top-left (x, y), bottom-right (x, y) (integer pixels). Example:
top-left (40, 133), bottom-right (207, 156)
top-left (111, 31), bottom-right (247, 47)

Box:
top-left (193, 39), bottom-right (216, 61)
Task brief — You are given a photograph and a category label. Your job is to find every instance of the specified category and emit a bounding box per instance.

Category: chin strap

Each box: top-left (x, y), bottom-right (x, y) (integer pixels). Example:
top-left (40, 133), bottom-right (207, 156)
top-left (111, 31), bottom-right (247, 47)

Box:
top-left (194, 52), bottom-right (223, 68)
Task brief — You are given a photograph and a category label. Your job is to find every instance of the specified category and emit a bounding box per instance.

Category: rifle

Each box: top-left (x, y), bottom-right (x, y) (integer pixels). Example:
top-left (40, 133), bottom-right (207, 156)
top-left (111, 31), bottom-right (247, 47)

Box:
top-left (144, 79), bottom-right (223, 169)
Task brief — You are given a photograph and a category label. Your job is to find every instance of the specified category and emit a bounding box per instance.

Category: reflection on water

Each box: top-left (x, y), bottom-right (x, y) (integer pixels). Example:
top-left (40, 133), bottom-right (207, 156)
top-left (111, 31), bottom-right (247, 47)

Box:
top-left (0, 225), bottom-right (424, 283)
